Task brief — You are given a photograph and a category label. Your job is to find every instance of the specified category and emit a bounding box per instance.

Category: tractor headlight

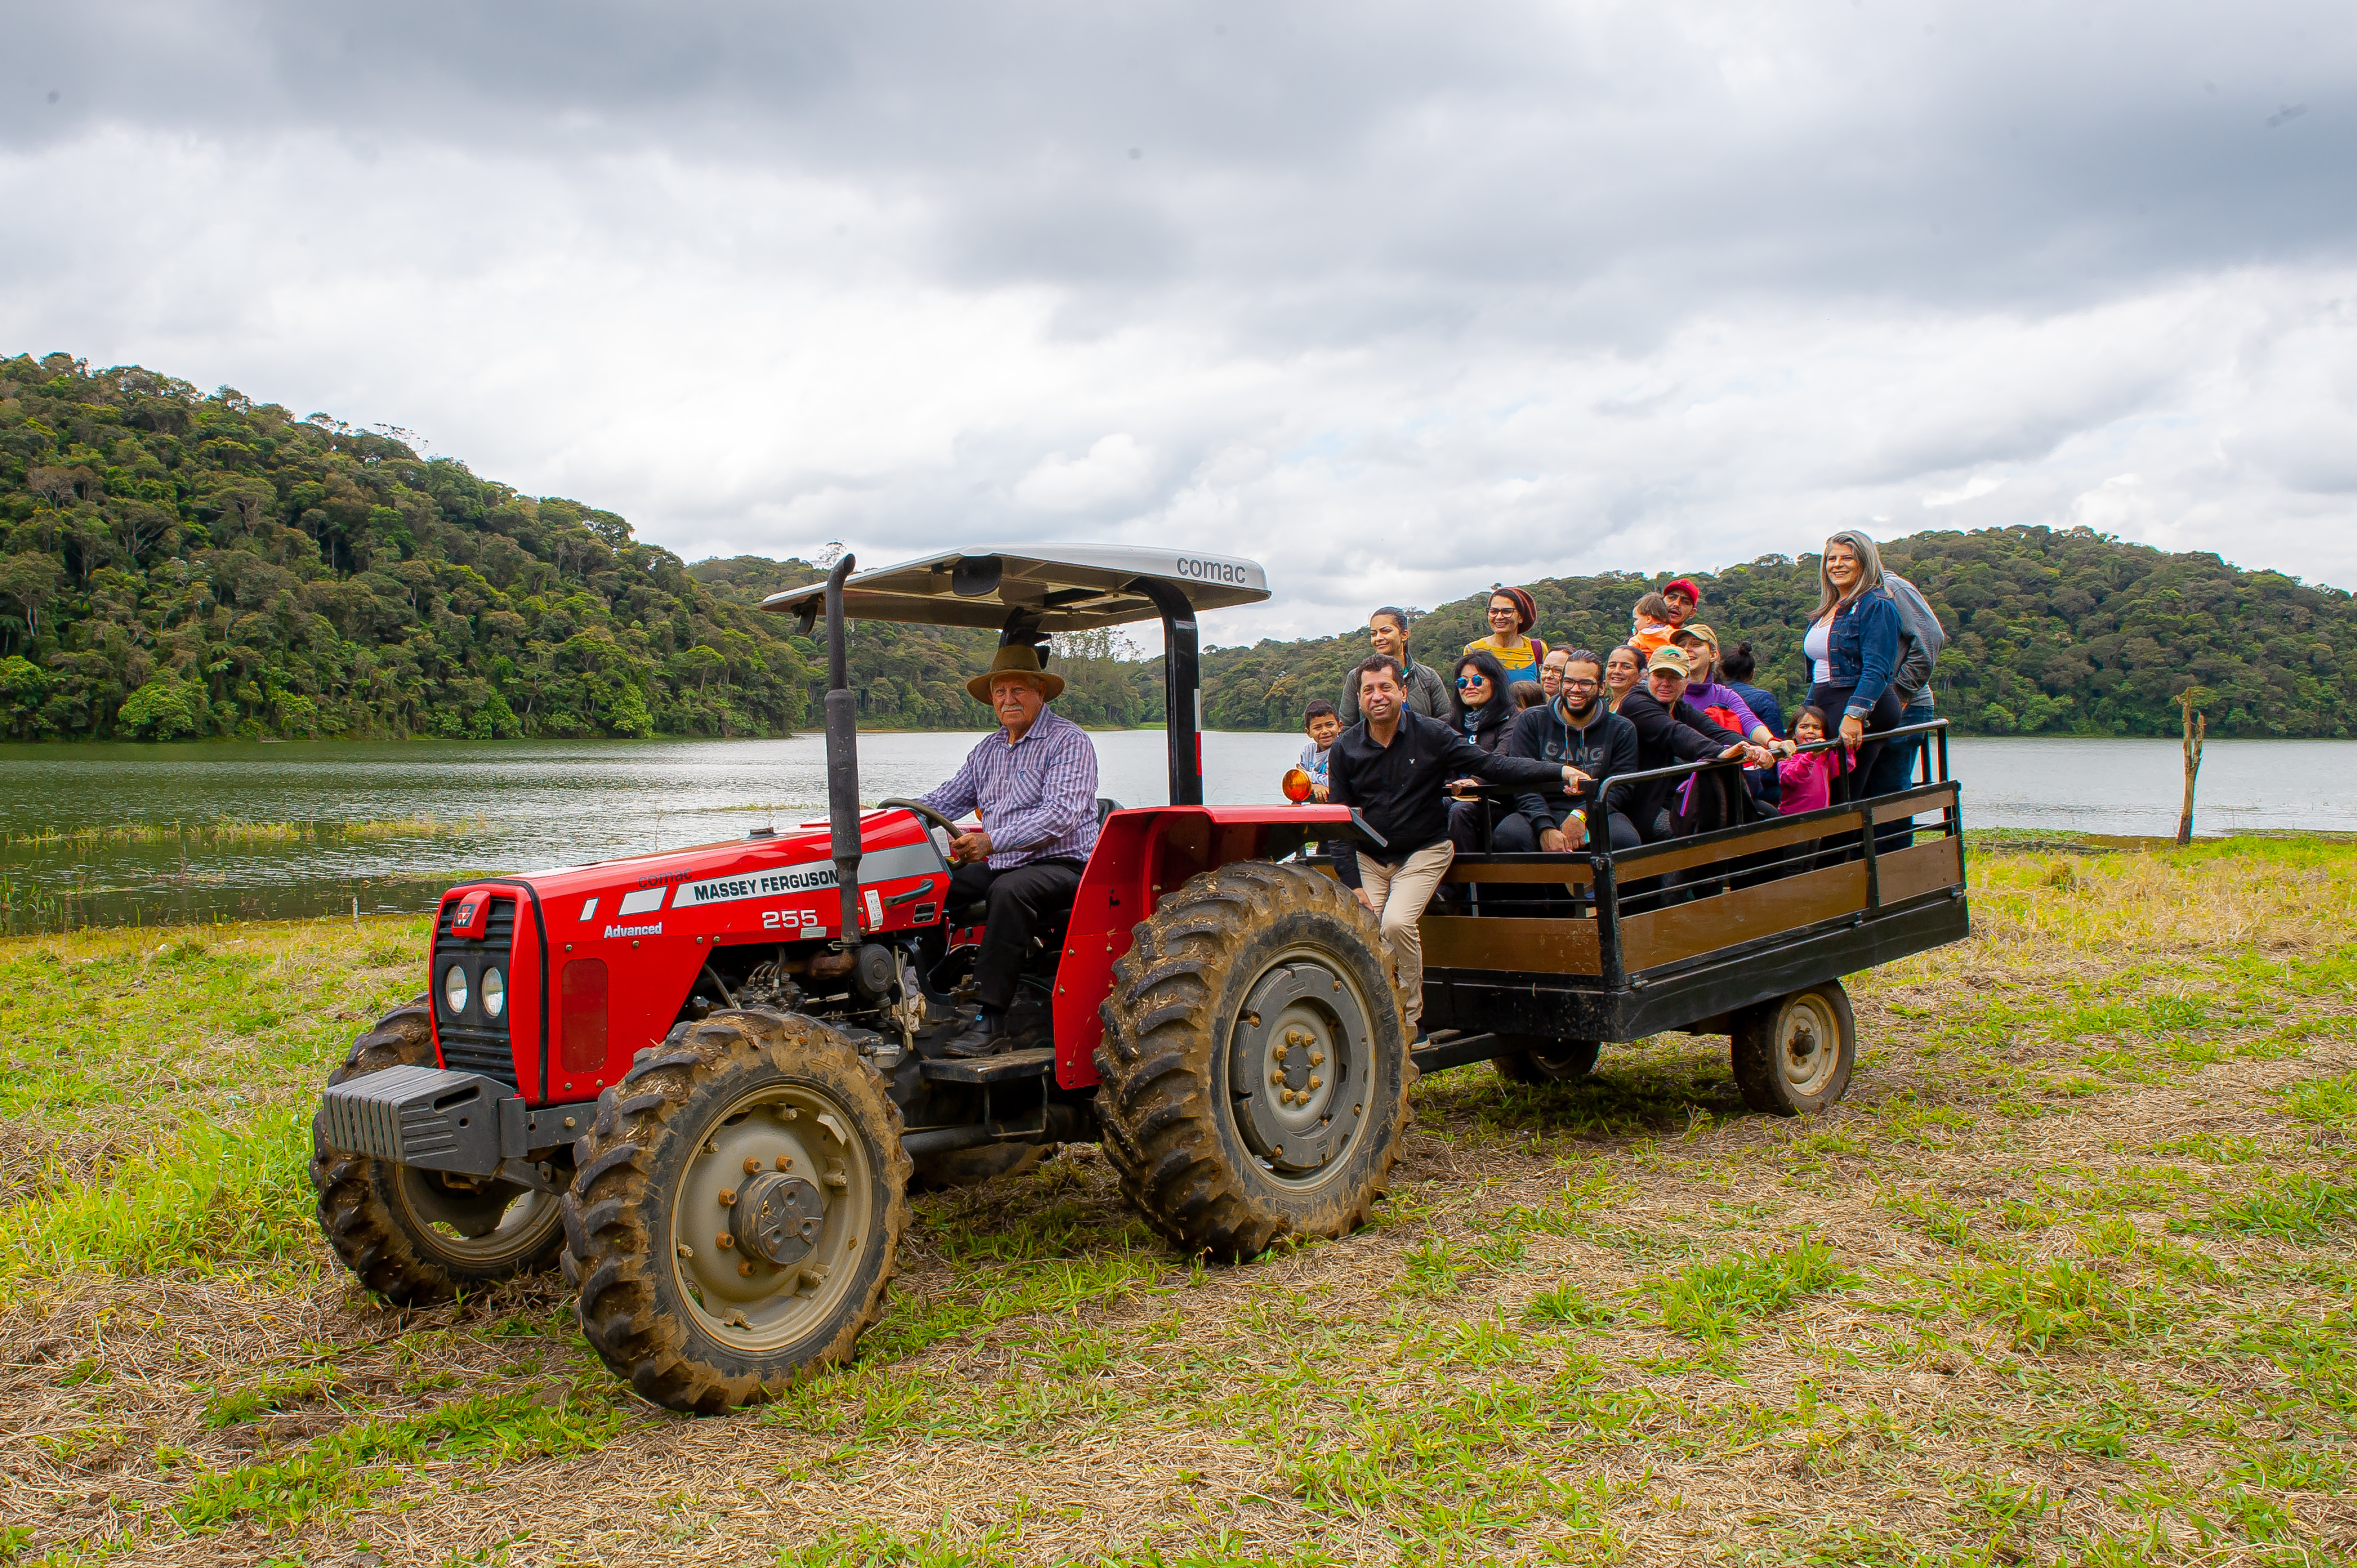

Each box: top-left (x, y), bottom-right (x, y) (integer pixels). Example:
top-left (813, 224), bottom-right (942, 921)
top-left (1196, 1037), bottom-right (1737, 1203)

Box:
top-left (442, 964), bottom-right (470, 1017)
top-left (481, 966), bottom-right (506, 1019)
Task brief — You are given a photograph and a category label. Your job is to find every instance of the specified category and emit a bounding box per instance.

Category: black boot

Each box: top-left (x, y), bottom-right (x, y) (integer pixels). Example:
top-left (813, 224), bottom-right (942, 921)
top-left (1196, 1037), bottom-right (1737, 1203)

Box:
top-left (941, 1007), bottom-right (1009, 1059)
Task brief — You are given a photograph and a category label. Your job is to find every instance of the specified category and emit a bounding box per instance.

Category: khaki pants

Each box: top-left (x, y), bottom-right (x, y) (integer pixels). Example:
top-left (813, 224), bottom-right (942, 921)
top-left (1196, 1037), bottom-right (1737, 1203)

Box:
top-left (1356, 841), bottom-right (1455, 1035)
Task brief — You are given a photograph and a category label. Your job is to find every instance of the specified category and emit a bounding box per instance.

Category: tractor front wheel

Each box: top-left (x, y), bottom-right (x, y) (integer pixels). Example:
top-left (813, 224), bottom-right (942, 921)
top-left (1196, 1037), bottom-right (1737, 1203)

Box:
top-left (310, 998), bottom-right (568, 1306)
top-left (562, 1011), bottom-right (910, 1413)
top-left (1095, 861), bottom-right (1411, 1260)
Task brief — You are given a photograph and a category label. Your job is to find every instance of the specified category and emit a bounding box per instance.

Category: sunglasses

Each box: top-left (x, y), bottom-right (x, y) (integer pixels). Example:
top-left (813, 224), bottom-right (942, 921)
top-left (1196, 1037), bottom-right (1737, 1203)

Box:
top-left (1456, 674), bottom-right (1488, 687)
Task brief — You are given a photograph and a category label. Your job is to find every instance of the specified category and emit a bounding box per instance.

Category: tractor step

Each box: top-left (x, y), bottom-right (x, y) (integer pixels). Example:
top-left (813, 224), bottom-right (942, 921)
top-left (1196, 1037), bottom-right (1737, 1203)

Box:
top-left (919, 1047), bottom-right (1057, 1085)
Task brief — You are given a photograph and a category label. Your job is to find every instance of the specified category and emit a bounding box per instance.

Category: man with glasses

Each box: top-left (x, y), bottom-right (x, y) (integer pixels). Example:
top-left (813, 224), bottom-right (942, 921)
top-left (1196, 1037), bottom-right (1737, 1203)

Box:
top-left (1339, 606), bottom-right (1451, 724)
top-left (1504, 648), bottom-right (1644, 853)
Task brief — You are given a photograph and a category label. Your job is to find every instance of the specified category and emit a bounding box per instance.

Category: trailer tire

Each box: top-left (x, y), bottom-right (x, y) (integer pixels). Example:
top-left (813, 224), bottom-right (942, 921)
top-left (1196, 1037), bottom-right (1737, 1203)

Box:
top-left (561, 1011), bottom-right (910, 1413)
top-left (310, 997), bottom-right (567, 1306)
top-left (1095, 860), bottom-right (1412, 1260)
top-left (1491, 1037), bottom-right (1602, 1085)
top-left (1731, 982), bottom-right (1857, 1116)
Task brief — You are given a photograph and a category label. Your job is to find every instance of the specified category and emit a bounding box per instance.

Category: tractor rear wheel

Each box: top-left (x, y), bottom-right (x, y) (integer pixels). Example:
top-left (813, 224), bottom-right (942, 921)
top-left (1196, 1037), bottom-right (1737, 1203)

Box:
top-left (1491, 1037), bottom-right (1602, 1085)
top-left (1095, 861), bottom-right (1411, 1260)
top-left (561, 1010), bottom-right (910, 1413)
top-left (309, 997), bottom-right (567, 1305)
top-left (1731, 981), bottom-right (1857, 1116)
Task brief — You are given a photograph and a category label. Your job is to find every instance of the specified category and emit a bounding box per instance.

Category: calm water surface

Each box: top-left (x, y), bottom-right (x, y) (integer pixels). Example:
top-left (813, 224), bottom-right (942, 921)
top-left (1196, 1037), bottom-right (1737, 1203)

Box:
top-left (1, 731), bottom-right (2350, 932)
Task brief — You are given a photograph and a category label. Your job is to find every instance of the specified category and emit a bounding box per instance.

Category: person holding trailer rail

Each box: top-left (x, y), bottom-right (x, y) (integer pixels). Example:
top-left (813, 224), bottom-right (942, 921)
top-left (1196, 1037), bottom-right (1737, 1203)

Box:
top-left (1615, 645), bottom-right (1770, 841)
top-left (1803, 531), bottom-right (1904, 802)
top-left (1505, 648), bottom-right (1643, 854)
top-left (1328, 654), bottom-right (1591, 1040)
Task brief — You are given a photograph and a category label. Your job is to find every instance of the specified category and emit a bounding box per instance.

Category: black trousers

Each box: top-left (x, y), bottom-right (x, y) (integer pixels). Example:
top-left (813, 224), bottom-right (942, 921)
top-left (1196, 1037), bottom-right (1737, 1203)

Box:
top-left (950, 857), bottom-right (1084, 1012)
top-left (1806, 684), bottom-right (1904, 805)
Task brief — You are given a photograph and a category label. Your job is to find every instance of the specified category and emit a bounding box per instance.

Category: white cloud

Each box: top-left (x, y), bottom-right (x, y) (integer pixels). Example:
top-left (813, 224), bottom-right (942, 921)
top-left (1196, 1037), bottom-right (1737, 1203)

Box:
top-left (6, 0), bottom-right (2357, 643)
top-left (1013, 434), bottom-right (1158, 513)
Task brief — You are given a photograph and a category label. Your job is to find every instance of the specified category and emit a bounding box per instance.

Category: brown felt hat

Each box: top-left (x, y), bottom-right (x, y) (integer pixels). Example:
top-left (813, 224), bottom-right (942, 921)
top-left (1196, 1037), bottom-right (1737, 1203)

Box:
top-left (966, 644), bottom-right (1065, 703)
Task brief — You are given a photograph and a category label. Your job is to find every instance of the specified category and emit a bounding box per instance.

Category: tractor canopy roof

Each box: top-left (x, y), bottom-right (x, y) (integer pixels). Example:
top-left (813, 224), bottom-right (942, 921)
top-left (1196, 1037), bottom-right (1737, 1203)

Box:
top-left (761, 544), bottom-right (1270, 633)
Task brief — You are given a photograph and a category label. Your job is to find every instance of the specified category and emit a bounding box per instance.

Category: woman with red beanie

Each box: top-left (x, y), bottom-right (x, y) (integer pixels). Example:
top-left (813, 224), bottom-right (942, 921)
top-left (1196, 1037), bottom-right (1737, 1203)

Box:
top-left (1463, 584), bottom-right (1549, 686)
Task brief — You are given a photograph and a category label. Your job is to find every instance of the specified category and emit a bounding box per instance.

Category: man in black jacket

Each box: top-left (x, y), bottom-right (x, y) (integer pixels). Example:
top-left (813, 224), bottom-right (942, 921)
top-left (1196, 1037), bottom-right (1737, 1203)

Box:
top-left (1505, 648), bottom-right (1643, 854)
top-left (1614, 645), bottom-right (1771, 840)
top-left (1328, 654), bottom-right (1587, 1039)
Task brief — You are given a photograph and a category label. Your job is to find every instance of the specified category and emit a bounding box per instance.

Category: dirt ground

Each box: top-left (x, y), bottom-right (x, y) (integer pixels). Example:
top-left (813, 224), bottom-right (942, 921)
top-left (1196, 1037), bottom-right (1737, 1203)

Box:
top-left (2, 836), bottom-right (2353, 1566)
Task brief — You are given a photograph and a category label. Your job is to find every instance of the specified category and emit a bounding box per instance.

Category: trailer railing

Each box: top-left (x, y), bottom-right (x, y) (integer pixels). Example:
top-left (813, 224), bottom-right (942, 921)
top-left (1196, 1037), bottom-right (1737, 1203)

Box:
top-left (1423, 720), bottom-right (1965, 993)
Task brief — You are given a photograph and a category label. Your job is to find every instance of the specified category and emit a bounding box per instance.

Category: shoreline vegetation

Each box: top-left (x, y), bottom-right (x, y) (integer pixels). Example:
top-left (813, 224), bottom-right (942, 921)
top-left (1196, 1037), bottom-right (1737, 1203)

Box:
top-left (6, 354), bottom-right (2355, 748)
top-left (2, 834), bottom-right (2352, 1562)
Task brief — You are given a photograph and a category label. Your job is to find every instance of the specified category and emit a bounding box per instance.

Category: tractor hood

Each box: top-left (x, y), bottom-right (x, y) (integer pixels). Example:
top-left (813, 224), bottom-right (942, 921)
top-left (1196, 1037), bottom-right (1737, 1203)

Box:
top-left (516, 810), bottom-right (949, 946)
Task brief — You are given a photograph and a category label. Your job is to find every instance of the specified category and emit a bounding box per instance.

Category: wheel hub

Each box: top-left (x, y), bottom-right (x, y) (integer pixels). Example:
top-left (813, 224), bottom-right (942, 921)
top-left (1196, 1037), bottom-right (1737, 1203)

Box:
top-left (734, 1171), bottom-right (825, 1267)
top-left (1777, 996), bottom-right (1839, 1095)
top-left (669, 1092), bottom-right (870, 1349)
top-left (1227, 957), bottom-right (1372, 1180)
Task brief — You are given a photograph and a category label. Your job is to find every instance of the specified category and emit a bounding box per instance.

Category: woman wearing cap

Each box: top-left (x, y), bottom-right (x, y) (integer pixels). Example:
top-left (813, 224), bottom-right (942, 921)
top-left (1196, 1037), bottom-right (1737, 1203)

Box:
top-left (1614, 643), bottom-right (1771, 840)
top-left (1672, 624), bottom-right (1789, 753)
top-left (1805, 530), bottom-right (1905, 801)
top-left (1463, 586), bottom-right (1549, 688)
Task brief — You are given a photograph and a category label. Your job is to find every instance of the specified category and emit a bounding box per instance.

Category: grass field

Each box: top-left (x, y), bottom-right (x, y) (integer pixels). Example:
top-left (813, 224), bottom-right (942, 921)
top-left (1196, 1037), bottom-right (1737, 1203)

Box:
top-left (2, 837), bottom-right (2353, 1566)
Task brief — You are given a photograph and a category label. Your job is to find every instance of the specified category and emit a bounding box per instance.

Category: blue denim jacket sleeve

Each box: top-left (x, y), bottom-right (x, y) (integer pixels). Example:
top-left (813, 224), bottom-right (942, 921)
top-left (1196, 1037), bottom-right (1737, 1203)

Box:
top-left (1837, 590), bottom-right (1901, 715)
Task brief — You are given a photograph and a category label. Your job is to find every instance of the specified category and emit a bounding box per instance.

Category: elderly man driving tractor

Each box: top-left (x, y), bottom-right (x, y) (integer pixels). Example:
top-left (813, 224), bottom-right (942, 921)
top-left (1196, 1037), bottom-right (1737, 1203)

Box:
top-left (916, 644), bottom-right (1101, 1059)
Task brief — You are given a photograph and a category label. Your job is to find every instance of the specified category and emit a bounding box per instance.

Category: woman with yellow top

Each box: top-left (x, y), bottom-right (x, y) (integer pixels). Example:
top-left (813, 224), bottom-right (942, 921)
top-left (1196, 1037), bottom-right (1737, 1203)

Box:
top-left (1463, 585), bottom-right (1548, 686)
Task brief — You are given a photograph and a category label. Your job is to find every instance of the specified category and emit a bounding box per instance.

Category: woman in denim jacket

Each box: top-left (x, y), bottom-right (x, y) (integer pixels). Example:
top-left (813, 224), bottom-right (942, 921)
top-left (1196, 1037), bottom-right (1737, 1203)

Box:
top-left (1801, 529), bottom-right (1903, 802)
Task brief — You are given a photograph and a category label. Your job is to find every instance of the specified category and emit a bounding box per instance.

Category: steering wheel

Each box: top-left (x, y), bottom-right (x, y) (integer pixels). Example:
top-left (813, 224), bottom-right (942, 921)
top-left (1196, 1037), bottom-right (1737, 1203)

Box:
top-left (878, 797), bottom-right (967, 838)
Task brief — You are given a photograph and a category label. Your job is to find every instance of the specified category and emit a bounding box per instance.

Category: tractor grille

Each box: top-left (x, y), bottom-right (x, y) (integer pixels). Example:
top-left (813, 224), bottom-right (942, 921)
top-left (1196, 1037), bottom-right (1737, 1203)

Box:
top-left (435, 895), bottom-right (520, 1088)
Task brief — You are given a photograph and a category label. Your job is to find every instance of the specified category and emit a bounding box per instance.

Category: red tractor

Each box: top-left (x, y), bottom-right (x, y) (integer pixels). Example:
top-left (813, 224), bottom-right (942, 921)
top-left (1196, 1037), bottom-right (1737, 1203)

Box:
top-left (311, 547), bottom-right (1402, 1411)
top-left (312, 545), bottom-right (1975, 1412)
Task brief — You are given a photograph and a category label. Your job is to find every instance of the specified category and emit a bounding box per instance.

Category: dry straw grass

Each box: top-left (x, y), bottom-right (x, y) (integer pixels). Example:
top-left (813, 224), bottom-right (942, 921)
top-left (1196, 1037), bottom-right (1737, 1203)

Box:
top-left (1, 836), bottom-right (2353, 1565)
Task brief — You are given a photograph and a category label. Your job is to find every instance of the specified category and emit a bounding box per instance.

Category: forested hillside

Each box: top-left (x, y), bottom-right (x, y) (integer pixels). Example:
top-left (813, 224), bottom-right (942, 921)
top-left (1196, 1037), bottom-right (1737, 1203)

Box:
top-left (0, 354), bottom-right (820, 740)
top-left (6, 354), bottom-right (2348, 743)
top-left (1198, 528), bottom-right (2357, 738)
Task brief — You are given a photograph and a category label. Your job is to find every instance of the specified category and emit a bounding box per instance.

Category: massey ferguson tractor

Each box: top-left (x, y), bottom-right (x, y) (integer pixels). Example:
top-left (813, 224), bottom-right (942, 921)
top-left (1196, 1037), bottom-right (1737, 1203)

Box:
top-left (311, 546), bottom-right (1407, 1412)
top-left (312, 544), bottom-right (1974, 1412)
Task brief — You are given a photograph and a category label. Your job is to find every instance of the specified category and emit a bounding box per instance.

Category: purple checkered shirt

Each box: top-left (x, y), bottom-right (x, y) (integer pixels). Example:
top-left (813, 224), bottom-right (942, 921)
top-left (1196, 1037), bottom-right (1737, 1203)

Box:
top-left (916, 707), bottom-right (1101, 869)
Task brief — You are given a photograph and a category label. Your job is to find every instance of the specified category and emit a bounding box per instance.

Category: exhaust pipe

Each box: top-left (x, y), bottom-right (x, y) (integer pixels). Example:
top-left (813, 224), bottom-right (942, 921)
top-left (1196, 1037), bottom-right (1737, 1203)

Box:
top-left (823, 555), bottom-right (861, 948)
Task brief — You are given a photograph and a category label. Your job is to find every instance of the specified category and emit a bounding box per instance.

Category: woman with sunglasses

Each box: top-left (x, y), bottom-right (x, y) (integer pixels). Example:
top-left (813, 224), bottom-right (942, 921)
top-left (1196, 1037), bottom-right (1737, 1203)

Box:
top-left (1444, 649), bottom-right (1517, 852)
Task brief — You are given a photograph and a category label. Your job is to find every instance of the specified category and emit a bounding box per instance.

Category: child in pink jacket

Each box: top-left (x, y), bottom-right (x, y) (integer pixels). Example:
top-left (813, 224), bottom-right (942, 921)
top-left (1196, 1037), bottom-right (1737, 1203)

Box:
top-left (1778, 707), bottom-right (1844, 814)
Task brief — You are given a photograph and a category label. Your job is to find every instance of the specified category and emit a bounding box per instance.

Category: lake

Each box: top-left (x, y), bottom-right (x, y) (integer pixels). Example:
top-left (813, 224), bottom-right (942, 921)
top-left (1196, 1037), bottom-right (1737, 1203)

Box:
top-left (1, 731), bottom-right (2350, 933)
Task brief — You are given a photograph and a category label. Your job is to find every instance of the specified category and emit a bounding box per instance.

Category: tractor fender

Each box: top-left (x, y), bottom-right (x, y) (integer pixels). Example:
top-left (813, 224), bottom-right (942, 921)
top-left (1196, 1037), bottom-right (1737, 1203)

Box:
top-left (1049, 804), bottom-right (1371, 1090)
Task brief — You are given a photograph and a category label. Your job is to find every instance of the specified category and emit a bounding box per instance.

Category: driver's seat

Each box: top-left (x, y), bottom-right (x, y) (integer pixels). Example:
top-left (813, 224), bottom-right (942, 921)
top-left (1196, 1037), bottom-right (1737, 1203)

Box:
top-left (941, 797), bottom-right (1119, 928)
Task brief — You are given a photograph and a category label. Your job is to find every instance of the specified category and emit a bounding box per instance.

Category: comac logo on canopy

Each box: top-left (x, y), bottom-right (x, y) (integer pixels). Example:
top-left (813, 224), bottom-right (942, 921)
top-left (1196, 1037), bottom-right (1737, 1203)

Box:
top-left (1173, 557), bottom-right (1251, 583)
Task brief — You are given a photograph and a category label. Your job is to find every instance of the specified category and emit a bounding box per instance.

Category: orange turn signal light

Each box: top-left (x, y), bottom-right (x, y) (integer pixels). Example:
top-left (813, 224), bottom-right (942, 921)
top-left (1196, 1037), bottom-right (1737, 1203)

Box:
top-left (1281, 767), bottom-right (1314, 803)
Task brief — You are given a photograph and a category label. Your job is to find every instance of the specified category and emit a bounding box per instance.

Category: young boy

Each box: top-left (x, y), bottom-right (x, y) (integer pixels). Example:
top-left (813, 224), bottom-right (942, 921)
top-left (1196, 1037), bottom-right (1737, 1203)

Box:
top-left (1299, 699), bottom-right (1342, 802)
top-left (1629, 592), bottom-right (1680, 656)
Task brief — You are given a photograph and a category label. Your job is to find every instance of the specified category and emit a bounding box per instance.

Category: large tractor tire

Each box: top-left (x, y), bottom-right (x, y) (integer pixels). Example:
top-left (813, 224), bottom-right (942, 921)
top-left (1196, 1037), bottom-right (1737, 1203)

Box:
top-left (1094, 861), bottom-right (1412, 1260)
top-left (310, 997), bottom-right (568, 1306)
top-left (1491, 1036), bottom-right (1602, 1086)
top-left (1731, 980), bottom-right (1857, 1116)
top-left (561, 1010), bottom-right (911, 1413)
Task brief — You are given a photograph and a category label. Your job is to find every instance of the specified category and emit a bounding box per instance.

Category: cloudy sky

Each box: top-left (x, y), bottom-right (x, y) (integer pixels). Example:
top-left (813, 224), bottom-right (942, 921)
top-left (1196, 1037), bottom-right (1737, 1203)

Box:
top-left (7, 1), bottom-right (2354, 640)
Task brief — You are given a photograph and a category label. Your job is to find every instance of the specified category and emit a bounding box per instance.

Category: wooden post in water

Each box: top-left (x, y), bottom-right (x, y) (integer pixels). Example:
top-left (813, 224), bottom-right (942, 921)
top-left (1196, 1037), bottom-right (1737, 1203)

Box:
top-left (2175, 687), bottom-right (2207, 848)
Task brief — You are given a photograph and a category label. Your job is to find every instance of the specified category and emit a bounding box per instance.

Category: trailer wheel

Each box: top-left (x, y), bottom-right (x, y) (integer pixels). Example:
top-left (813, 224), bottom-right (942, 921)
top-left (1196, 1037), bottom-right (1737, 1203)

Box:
top-left (1095, 861), bottom-right (1411, 1260)
top-left (561, 1011), bottom-right (910, 1413)
top-left (1731, 982), bottom-right (1856, 1116)
top-left (1491, 1037), bottom-right (1602, 1085)
top-left (310, 998), bottom-right (567, 1306)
